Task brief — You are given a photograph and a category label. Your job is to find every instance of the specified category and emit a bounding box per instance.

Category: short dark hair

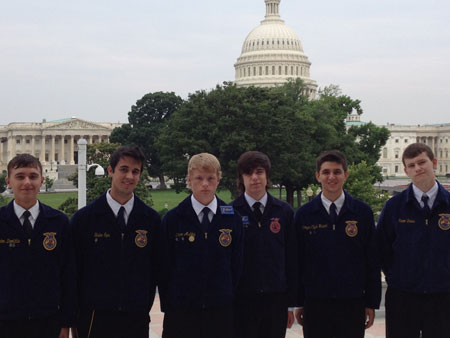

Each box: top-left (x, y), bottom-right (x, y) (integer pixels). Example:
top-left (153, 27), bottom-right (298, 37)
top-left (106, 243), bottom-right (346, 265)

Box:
top-left (236, 151), bottom-right (272, 193)
top-left (109, 146), bottom-right (146, 173)
top-left (316, 150), bottom-right (348, 172)
top-left (7, 154), bottom-right (43, 177)
top-left (402, 143), bottom-right (434, 166)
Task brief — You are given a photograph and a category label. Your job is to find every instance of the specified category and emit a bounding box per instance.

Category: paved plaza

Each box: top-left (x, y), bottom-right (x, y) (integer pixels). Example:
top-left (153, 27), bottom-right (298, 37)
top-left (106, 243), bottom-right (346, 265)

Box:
top-left (149, 293), bottom-right (387, 338)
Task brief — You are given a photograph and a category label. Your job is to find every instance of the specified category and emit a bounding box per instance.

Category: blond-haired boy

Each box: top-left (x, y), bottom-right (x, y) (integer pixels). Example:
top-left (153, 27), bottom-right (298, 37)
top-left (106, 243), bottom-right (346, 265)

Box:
top-left (159, 153), bottom-right (244, 338)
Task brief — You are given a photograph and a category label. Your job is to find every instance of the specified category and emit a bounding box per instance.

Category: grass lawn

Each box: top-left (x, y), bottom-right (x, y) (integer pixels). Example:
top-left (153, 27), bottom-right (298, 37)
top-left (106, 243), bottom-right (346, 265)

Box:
top-left (37, 192), bottom-right (77, 209)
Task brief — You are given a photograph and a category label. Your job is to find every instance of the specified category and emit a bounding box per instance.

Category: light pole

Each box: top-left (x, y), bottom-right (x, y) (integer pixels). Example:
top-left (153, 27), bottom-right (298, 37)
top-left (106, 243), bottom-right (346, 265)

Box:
top-left (77, 139), bottom-right (105, 209)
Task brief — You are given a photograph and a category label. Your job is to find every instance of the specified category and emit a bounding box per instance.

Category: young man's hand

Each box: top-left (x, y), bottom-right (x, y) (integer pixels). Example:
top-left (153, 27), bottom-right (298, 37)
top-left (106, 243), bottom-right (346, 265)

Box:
top-left (287, 310), bottom-right (294, 328)
top-left (58, 328), bottom-right (69, 338)
top-left (365, 308), bottom-right (375, 329)
top-left (295, 308), bottom-right (304, 326)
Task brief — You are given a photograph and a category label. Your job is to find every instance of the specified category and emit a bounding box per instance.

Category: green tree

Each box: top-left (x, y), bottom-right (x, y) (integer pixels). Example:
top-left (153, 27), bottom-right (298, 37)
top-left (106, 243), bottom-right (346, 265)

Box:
top-left (158, 80), bottom-right (311, 204)
top-left (158, 81), bottom-right (389, 207)
top-left (59, 197), bottom-right (78, 217)
top-left (344, 161), bottom-right (390, 217)
top-left (110, 91), bottom-right (183, 189)
top-left (44, 176), bottom-right (55, 192)
top-left (0, 195), bottom-right (8, 207)
top-left (0, 172), bottom-right (6, 193)
top-left (347, 122), bottom-right (390, 183)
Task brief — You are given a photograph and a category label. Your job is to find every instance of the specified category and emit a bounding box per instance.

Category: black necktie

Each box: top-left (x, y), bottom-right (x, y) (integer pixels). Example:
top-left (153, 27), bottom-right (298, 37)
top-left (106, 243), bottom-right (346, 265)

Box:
top-left (201, 207), bottom-right (211, 232)
top-left (117, 206), bottom-right (126, 233)
top-left (22, 210), bottom-right (33, 238)
top-left (330, 203), bottom-right (338, 225)
top-left (253, 202), bottom-right (263, 223)
top-left (421, 195), bottom-right (431, 217)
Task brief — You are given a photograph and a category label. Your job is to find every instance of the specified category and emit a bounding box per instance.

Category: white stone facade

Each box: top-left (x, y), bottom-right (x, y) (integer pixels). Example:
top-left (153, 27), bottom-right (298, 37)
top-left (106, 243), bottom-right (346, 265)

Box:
top-left (234, 0), bottom-right (317, 98)
top-left (0, 118), bottom-right (121, 178)
top-left (378, 124), bottom-right (450, 177)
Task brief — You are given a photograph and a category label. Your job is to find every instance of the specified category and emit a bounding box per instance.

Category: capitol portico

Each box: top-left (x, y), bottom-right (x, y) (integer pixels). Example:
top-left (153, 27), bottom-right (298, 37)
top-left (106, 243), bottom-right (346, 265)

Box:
top-left (0, 118), bottom-right (121, 178)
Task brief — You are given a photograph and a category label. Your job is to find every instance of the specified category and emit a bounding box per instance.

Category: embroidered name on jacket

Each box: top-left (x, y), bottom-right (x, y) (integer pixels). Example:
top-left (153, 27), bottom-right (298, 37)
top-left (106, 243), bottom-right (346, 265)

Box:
top-left (398, 219), bottom-right (416, 224)
top-left (175, 232), bottom-right (196, 242)
top-left (303, 224), bottom-right (329, 232)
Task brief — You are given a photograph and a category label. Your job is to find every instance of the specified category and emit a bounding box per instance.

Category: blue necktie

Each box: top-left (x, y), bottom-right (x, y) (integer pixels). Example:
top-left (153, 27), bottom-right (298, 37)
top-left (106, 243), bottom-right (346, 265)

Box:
top-left (330, 203), bottom-right (337, 225)
top-left (22, 210), bottom-right (33, 238)
top-left (201, 207), bottom-right (211, 232)
top-left (421, 194), bottom-right (431, 217)
top-left (252, 202), bottom-right (263, 223)
top-left (117, 206), bottom-right (126, 233)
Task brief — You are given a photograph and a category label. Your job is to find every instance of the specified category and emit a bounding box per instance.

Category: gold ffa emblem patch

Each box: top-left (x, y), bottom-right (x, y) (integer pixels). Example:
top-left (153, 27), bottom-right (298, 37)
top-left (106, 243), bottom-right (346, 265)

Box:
top-left (135, 230), bottom-right (148, 248)
top-left (269, 218), bottom-right (281, 234)
top-left (43, 232), bottom-right (57, 251)
top-left (345, 221), bottom-right (358, 238)
top-left (438, 214), bottom-right (450, 231)
top-left (219, 229), bottom-right (232, 247)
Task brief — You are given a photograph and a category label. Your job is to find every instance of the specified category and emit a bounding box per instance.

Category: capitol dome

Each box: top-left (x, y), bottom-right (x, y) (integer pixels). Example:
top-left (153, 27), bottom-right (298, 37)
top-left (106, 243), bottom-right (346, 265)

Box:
top-left (234, 0), bottom-right (317, 98)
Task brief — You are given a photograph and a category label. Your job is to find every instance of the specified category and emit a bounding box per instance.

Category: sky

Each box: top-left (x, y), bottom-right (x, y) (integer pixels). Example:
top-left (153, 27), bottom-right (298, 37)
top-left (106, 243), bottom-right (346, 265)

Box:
top-left (1, 0), bottom-right (449, 126)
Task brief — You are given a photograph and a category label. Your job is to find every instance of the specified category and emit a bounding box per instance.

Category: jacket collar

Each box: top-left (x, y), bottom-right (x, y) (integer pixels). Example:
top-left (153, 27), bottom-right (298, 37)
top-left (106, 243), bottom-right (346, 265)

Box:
top-left (309, 191), bottom-right (357, 215)
top-left (405, 181), bottom-right (450, 210)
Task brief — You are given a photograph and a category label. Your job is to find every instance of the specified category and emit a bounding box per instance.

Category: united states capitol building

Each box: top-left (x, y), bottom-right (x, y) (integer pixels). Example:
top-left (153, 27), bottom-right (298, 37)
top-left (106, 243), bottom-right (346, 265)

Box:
top-left (1, 0), bottom-right (447, 182)
top-left (234, 0), bottom-right (317, 98)
top-left (0, 118), bottom-right (120, 181)
top-left (234, 0), bottom-right (449, 179)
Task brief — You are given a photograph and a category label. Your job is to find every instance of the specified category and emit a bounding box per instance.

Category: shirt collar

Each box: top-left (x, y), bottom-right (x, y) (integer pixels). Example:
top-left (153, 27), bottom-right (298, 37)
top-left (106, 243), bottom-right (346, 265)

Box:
top-left (14, 200), bottom-right (40, 225)
top-left (412, 181), bottom-right (438, 207)
top-left (191, 194), bottom-right (217, 216)
top-left (106, 189), bottom-right (134, 222)
top-left (244, 192), bottom-right (268, 210)
top-left (321, 191), bottom-right (345, 214)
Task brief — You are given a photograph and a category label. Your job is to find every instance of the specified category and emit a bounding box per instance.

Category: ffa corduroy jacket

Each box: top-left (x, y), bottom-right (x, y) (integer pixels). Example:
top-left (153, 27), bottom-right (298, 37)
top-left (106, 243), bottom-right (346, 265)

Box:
top-left (0, 201), bottom-right (76, 326)
top-left (71, 193), bottom-right (160, 313)
top-left (158, 195), bottom-right (244, 312)
top-left (232, 193), bottom-right (297, 307)
top-left (295, 192), bottom-right (381, 309)
top-left (377, 182), bottom-right (450, 294)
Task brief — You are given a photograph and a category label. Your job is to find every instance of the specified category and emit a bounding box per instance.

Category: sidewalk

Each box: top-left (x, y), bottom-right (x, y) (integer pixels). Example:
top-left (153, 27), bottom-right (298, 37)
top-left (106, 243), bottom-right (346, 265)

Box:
top-left (149, 294), bottom-right (386, 338)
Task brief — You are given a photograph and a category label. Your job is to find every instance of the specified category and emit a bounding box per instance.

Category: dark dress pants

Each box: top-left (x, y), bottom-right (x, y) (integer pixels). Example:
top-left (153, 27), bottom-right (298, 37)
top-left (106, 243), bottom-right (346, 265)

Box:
top-left (234, 293), bottom-right (288, 338)
top-left (303, 297), bottom-right (366, 338)
top-left (162, 305), bottom-right (233, 338)
top-left (75, 309), bottom-right (150, 338)
top-left (385, 287), bottom-right (450, 338)
top-left (0, 315), bottom-right (61, 338)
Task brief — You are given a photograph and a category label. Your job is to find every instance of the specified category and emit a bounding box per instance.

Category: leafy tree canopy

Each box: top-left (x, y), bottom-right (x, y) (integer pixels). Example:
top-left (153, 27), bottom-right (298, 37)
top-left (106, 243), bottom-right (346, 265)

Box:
top-left (110, 91), bottom-right (183, 189)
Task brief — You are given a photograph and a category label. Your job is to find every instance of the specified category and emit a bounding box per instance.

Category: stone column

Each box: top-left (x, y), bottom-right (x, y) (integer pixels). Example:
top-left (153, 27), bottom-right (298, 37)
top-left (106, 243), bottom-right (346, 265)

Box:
top-left (11, 135), bottom-right (16, 159)
top-left (20, 136), bottom-right (24, 153)
top-left (50, 135), bottom-right (55, 163)
top-left (69, 135), bottom-right (74, 165)
top-left (60, 136), bottom-right (66, 164)
top-left (31, 136), bottom-right (35, 157)
top-left (87, 135), bottom-right (92, 144)
top-left (6, 136), bottom-right (12, 163)
top-left (41, 135), bottom-right (46, 163)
